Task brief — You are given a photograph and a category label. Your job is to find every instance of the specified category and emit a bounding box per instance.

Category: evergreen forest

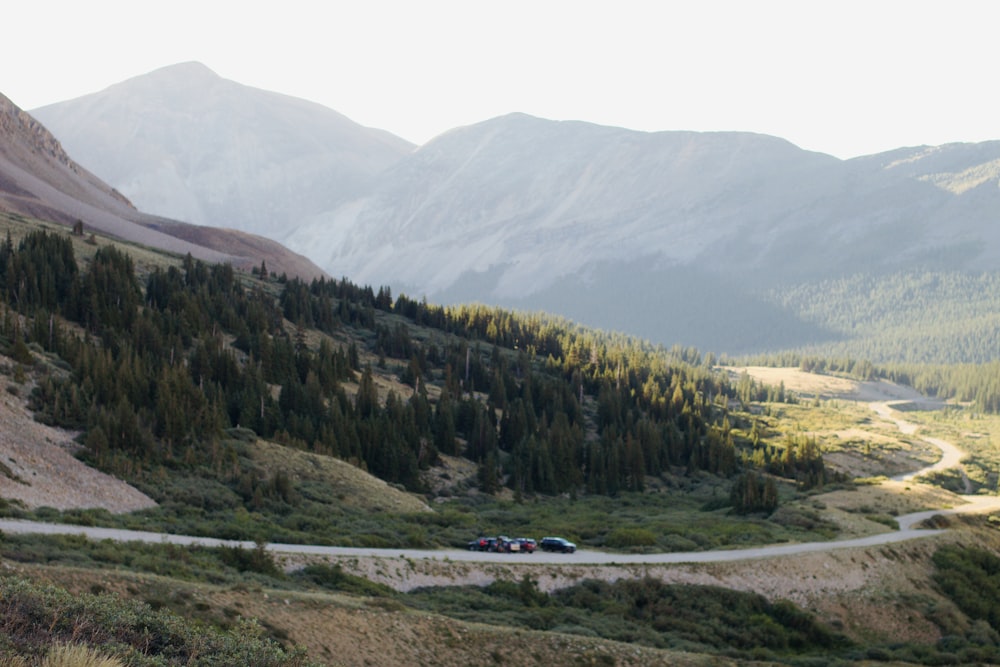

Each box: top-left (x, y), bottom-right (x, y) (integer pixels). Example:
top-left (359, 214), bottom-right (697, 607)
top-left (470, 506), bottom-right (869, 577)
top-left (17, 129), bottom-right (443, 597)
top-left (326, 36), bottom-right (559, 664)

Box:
top-left (0, 227), bottom-right (840, 532)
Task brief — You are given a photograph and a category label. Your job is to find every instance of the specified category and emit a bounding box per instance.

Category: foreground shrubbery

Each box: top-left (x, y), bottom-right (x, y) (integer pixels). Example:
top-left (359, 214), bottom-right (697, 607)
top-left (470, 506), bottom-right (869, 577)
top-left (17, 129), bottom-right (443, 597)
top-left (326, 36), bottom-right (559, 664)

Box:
top-left (0, 577), bottom-right (311, 666)
top-left (8, 535), bottom-right (1000, 665)
top-left (409, 569), bottom-right (1000, 665)
top-left (407, 576), bottom-right (850, 662)
top-left (933, 544), bottom-right (1000, 630)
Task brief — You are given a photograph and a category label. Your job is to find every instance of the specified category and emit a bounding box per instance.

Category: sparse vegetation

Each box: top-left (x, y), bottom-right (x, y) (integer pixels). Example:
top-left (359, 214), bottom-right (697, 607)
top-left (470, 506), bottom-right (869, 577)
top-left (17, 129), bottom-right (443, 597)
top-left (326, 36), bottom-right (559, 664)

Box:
top-left (407, 577), bottom-right (851, 662)
top-left (0, 577), bottom-right (310, 666)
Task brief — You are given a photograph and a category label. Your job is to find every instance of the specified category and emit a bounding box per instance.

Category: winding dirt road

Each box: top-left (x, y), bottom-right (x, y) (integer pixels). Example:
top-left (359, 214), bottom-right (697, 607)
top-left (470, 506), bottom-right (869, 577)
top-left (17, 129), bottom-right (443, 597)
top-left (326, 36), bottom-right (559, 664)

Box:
top-left (876, 401), bottom-right (973, 491)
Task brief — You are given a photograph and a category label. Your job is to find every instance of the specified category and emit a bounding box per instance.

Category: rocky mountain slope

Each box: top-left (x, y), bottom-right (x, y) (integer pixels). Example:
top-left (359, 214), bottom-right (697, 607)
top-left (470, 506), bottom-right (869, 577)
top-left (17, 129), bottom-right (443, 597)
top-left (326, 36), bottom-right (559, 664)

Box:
top-left (0, 91), bottom-right (327, 280)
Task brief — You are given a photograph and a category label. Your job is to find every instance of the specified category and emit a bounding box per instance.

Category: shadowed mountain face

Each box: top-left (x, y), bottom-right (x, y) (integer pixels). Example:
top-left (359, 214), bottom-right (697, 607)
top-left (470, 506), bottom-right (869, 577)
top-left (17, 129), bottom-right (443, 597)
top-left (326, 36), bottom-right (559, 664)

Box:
top-left (0, 91), bottom-right (328, 280)
top-left (0, 90), bottom-right (232, 264)
top-left (30, 65), bottom-right (1000, 354)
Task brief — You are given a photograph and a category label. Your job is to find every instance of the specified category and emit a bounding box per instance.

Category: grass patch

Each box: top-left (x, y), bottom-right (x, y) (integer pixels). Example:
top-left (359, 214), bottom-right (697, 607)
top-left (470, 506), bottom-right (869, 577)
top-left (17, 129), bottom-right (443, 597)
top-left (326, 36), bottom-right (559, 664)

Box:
top-left (11, 454), bottom-right (845, 554)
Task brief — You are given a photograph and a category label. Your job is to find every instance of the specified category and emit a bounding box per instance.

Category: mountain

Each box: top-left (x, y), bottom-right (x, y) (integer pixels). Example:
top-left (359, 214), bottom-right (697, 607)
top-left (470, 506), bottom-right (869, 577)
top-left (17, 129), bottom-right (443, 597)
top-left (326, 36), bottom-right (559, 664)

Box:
top-left (33, 67), bottom-right (1000, 356)
top-left (284, 114), bottom-right (1000, 351)
top-left (289, 113), bottom-right (1000, 290)
top-left (32, 62), bottom-right (414, 238)
top-left (0, 91), bottom-right (327, 280)
top-left (0, 91), bottom-right (228, 263)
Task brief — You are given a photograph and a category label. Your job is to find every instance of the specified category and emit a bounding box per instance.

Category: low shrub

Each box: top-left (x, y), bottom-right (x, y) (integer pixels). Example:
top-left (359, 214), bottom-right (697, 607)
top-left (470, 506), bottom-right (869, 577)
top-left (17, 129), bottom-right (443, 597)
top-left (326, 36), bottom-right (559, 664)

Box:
top-left (217, 543), bottom-right (282, 577)
top-left (605, 527), bottom-right (657, 549)
top-left (0, 578), bottom-right (312, 666)
top-left (296, 563), bottom-right (394, 597)
top-left (933, 545), bottom-right (1000, 631)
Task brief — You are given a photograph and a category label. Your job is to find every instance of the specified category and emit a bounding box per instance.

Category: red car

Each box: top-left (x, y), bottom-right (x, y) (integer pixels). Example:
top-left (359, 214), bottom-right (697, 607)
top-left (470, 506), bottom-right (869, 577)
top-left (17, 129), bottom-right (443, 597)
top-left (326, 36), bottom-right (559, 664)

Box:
top-left (467, 536), bottom-right (496, 551)
top-left (514, 538), bottom-right (537, 553)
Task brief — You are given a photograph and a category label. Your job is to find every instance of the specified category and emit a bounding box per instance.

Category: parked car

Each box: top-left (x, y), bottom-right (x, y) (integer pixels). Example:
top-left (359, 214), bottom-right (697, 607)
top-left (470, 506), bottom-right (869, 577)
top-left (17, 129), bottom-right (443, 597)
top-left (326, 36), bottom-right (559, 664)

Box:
top-left (514, 537), bottom-right (537, 553)
top-left (494, 535), bottom-right (520, 553)
top-left (468, 536), bottom-right (496, 551)
top-left (540, 536), bottom-right (576, 553)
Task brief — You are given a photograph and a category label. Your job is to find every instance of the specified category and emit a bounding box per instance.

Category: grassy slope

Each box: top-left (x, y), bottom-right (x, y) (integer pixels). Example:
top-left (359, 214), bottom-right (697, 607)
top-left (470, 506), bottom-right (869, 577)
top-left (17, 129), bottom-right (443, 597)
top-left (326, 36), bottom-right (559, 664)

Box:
top-left (246, 439), bottom-right (431, 515)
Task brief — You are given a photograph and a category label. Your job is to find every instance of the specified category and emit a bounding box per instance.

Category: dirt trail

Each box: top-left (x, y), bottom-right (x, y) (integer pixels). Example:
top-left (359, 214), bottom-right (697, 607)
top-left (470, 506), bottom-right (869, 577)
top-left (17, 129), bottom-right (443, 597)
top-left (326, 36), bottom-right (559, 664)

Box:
top-left (877, 401), bottom-right (972, 492)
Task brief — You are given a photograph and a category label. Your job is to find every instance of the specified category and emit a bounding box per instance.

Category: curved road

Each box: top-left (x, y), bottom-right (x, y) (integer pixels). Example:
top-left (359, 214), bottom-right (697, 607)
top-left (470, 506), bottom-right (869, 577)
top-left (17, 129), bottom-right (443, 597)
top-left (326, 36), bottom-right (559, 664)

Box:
top-left (0, 398), bottom-right (995, 566)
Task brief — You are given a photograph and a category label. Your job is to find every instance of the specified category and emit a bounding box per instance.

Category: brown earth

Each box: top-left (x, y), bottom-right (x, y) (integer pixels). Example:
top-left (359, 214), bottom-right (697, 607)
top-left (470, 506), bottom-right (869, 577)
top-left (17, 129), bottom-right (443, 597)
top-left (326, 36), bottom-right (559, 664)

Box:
top-left (0, 364), bottom-right (155, 514)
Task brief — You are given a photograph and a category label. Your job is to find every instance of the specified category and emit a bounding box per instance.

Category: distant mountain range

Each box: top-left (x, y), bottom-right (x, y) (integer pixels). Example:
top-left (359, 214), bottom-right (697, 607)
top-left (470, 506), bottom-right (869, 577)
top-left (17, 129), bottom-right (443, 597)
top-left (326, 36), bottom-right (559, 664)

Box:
top-left (27, 63), bottom-right (1000, 356)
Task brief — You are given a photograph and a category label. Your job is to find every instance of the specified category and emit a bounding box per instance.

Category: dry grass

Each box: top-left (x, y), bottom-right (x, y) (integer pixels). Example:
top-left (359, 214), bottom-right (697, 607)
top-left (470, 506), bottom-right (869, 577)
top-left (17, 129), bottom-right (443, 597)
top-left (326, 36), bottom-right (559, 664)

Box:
top-left (727, 366), bottom-right (931, 403)
top-left (0, 213), bottom-right (184, 280)
top-left (42, 645), bottom-right (122, 667)
top-left (730, 368), bottom-right (945, 479)
top-left (247, 439), bottom-right (431, 514)
top-left (812, 481), bottom-right (966, 537)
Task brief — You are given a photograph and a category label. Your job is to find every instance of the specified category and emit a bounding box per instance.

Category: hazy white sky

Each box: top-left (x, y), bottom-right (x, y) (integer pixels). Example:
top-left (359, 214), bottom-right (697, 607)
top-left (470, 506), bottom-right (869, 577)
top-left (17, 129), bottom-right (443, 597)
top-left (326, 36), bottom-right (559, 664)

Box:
top-left (5, 0), bottom-right (998, 159)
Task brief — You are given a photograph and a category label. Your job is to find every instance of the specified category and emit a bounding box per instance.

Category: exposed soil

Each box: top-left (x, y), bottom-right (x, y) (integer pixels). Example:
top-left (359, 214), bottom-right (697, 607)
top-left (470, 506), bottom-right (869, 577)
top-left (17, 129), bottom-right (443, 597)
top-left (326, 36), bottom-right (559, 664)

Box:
top-left (0, 367), bottom-right (155, 514)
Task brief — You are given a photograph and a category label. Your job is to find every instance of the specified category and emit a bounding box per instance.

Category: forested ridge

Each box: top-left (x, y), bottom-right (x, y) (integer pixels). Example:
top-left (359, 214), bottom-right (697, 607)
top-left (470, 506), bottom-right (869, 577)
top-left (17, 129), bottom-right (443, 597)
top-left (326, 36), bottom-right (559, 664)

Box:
top-left (0, 228), bottom-right (829, 514)
top-left (767, 270), bottom-right (1000, 365)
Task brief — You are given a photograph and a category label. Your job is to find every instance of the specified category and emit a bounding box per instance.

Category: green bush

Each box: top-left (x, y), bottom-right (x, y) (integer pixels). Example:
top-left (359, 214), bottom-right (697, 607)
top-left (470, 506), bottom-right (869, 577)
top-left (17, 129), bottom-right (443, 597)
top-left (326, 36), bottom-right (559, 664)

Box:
top-left (933, 545), bottom-right (1000, 630)
top-left (217, 543), bottom-right (282, 577)
top-left (296, 563), bottom-right (394, 597)
top-left (605, 527), bottom-right (657, 549)
top-left (410, 577), bottom-right (850, 659)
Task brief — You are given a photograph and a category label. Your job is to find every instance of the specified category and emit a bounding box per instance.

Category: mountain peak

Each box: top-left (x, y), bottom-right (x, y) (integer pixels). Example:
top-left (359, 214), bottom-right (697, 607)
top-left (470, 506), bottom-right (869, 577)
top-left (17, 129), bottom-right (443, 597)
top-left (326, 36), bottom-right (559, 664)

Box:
top-left (32, 62), bottom-right (414, 237)
top-left (105, 61), bottom-right (223, 99)
top-left (140, 61), bottom-right (221, 83)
